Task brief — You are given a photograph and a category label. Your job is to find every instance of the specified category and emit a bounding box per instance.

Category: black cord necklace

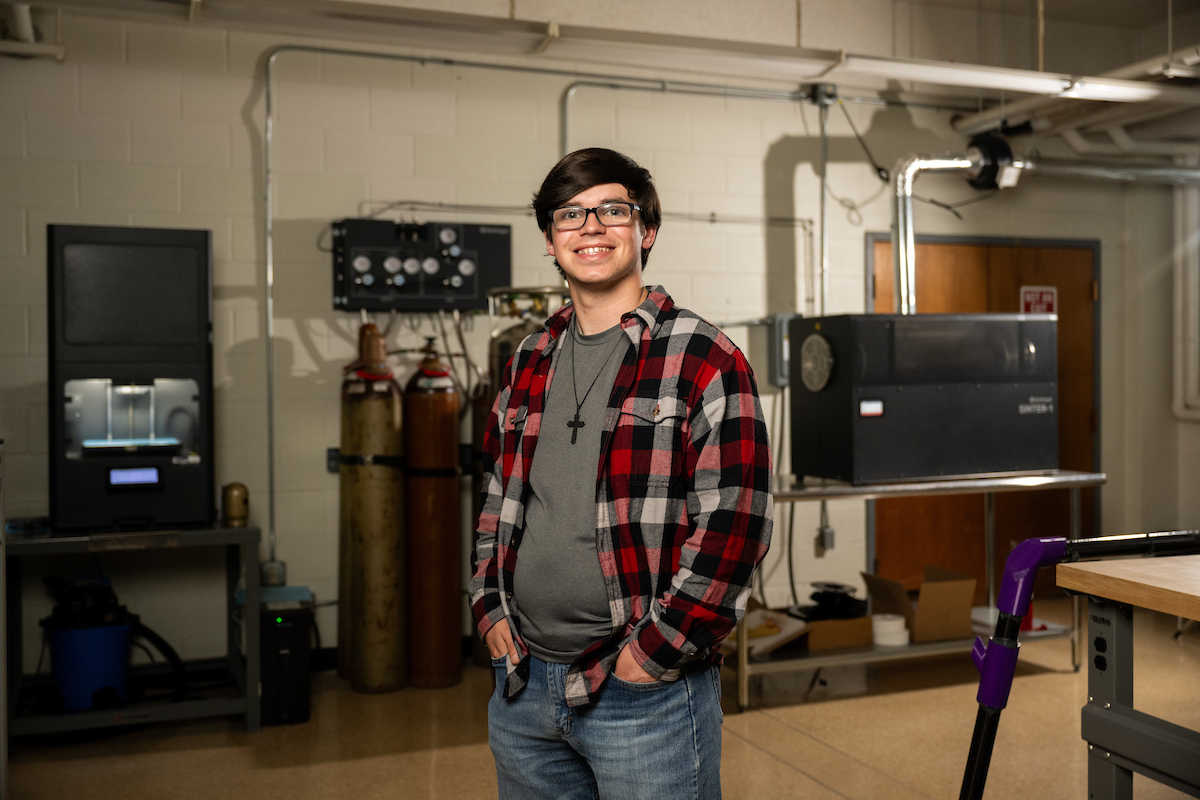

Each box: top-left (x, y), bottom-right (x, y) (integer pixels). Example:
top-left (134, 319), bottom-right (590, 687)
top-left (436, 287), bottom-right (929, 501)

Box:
top-left (567, 321), bottom-right (626, 445)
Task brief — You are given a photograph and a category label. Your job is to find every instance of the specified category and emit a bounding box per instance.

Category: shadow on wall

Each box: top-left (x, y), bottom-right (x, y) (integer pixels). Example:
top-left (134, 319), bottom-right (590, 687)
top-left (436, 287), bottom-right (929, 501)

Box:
top-left (762, 93), bottom-right (964, 316)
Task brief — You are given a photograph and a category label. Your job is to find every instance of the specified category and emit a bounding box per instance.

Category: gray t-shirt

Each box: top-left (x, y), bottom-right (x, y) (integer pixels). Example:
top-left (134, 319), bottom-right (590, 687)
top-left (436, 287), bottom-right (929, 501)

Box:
top-left (513, 317), bottom-right (630, 663)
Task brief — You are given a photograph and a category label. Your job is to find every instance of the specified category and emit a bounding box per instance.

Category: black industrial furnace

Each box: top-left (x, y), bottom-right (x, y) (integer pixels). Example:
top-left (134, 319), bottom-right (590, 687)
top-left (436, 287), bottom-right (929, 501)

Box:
top-left (48, 224), bottom-right (214, 530)
top-left (790, 314), bottom-right (1058, 483)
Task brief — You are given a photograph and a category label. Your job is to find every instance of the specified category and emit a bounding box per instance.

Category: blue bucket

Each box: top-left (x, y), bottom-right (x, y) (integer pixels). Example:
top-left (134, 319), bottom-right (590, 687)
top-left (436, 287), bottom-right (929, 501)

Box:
top-left (47, 624), bottom-right (131, 711)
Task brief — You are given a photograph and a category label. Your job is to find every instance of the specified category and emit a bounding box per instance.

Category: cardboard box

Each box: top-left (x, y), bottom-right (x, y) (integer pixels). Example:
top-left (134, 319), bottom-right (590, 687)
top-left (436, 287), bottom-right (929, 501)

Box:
top-left (805, 616), bottom-right (873, 651)
top-left (862, 566), bottom-right (976, 644)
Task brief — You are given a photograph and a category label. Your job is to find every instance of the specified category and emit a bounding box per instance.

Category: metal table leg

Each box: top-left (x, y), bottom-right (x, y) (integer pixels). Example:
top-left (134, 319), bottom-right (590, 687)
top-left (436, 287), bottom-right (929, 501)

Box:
top-left (1070, 487), bottom-right (1082, 671)
top-left (1084, 597), bottom-right (1134, 799)
top-left (984, 492), bottom-right (996, 610)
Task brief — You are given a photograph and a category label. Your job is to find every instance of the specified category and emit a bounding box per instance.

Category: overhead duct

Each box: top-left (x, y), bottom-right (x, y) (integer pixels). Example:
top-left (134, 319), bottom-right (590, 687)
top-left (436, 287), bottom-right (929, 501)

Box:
top-left (890, 134), bottom-right (1200, 315)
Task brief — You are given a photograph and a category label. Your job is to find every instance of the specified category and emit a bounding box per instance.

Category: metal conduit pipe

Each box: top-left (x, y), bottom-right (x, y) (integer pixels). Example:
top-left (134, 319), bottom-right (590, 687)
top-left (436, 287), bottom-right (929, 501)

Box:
top-left (560, 80), bottom-right (804, 158)
top-left (260, 42), bottom-right (978, 568)
top-left (818, 89), bottom-right (830, 316)
top-left (890, 154), bottom-right (976, 315)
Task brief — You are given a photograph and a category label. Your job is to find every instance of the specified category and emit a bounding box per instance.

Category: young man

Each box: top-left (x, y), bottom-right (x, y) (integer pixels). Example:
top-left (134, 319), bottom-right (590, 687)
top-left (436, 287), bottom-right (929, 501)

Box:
top-left (470, 148), bottom-right (773, 800)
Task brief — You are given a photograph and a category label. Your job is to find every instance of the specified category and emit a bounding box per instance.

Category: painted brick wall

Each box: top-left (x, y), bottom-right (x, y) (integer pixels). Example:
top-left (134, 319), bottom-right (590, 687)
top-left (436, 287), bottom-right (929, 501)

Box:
top-left (0, 5), bottom-right (1179, 669)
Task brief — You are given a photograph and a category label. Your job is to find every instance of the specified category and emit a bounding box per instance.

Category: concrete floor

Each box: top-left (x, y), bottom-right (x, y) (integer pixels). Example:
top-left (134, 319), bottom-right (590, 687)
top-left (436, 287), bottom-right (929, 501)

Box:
top-left (9, 598), bottom-right (1200, 799)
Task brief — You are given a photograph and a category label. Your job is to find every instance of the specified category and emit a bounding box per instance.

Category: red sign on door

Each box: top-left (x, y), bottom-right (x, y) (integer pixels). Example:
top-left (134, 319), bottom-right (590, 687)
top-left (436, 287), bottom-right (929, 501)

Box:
top-left (1020, 285), bottom-right (1057, 314)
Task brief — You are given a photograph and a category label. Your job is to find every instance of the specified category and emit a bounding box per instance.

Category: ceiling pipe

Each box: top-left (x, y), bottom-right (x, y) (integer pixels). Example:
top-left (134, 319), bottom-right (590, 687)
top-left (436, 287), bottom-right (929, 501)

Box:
top-left (1016, 156), bottom-right (1200, 184)
top-left (954, 42), bottom-right (1200, 136)
top-left (1106, 126), bottom-right (1200, 159)
top-left (1060, 128), bottom-right (1127, 157)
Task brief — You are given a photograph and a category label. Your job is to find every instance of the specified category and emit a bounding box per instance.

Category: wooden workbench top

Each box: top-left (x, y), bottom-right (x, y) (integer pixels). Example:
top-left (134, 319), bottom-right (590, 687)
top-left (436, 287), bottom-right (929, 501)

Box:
top-left (1057, 555), bottom-right (1200, 620)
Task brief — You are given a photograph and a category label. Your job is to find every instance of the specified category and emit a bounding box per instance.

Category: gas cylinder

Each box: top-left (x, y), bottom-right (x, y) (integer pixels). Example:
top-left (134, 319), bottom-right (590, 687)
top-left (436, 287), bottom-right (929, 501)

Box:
top-left (487, 299), bottom-right (546, 388)
top-left (338, 322), bottom-right (406, 693)
top-left (404, 338), bottom-right (462, 688)
top-left (472, 312), bottom-right (541, 510)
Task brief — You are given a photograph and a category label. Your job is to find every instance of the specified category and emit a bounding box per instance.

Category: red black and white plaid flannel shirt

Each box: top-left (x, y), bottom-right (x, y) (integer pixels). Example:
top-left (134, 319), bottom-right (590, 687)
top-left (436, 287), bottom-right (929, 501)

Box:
top-left (469, 286), bottom-right (773, 707)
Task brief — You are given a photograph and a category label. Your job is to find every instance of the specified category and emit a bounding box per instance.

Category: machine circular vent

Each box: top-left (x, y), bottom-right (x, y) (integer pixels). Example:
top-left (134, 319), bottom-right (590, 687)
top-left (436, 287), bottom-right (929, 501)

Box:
top-left (800, 333), bottom-right (834, 392)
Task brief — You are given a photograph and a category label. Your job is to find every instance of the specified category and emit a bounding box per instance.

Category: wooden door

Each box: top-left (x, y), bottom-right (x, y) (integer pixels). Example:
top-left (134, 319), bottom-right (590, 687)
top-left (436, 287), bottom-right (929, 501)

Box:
top-left (872, 239), bottom-right (1097, 603)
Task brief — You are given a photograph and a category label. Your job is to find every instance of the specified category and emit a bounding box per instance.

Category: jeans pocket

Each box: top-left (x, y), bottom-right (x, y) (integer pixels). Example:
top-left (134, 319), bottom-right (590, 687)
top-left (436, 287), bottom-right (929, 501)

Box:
top-left (710, 666), bottom-right (723, 717)
top-left (606, 672), bottom-right (670, 691)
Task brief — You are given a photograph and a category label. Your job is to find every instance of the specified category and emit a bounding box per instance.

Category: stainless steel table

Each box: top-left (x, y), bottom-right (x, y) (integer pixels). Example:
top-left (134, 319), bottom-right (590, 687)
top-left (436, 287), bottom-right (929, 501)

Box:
top-left (734, 470), bottom-right (1107, 709)
top-left (4, 526), bottom-right (261, 737)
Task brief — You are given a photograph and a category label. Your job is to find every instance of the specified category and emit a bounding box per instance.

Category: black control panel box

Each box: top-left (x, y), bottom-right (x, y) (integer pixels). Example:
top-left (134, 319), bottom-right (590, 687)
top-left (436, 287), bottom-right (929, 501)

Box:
top-left (332, 218), bottom-right (511, 312)
top-left (790, 314), bottom-right (1059, 484)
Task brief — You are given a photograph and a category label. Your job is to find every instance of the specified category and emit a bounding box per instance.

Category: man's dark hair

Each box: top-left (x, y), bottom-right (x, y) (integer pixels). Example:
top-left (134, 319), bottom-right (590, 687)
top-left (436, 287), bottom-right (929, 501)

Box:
top-left (532, 148), bottom-right (662, 268)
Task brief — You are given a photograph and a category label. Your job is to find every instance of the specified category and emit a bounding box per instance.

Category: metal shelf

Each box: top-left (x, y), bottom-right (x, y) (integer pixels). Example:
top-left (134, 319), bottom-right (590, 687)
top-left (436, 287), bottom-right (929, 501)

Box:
top-left (735, 471), bottom-right (1106, 710)
top-left (4, 526), bottom-right (261, 737)
top-left (743, 615), bottom-right (1073, 677)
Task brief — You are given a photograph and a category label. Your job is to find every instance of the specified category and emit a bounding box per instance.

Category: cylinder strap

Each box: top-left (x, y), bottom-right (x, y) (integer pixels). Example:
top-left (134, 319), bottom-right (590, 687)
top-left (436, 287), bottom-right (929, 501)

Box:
top-left (405, 466), bottom-right (460, 478)
top-left (339, 454), bottom-right (406, 468)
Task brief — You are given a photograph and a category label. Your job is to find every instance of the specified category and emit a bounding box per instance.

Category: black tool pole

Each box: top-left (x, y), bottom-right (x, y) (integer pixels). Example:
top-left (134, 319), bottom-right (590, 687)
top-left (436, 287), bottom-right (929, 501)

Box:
top-left (960, 607), bottom-right (1025, 800)
top-left (960, 706), bottom-right (1002, 800)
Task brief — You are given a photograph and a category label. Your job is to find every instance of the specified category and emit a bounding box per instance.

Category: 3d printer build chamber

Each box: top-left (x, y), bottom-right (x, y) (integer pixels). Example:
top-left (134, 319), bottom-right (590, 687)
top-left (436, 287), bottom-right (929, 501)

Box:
top-left (790, 314), bottom-right (1059, 484)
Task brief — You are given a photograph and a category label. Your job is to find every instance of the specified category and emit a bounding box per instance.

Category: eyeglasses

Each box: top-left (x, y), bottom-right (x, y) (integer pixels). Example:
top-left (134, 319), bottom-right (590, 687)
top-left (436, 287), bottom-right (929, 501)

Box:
top-left (550, 202), bottom-right (641, 231)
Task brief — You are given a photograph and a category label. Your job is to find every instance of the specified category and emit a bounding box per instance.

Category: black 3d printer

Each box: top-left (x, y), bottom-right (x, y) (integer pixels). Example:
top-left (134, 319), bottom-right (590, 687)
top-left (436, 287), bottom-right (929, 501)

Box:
top-left (48, 224), bottom-right (215, 530)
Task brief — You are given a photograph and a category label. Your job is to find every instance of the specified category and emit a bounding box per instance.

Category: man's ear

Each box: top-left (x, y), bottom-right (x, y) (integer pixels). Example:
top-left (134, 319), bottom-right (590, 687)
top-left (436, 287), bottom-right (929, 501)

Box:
top-left (544, 230), bottom-right (556, 258)
top-left (641, 226), bottom-right (657, 249)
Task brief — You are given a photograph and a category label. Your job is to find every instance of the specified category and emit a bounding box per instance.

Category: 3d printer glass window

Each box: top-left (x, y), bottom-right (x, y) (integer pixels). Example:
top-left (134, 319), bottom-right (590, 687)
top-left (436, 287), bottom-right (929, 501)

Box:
top-left (64, 378), bottom-right (200, 459)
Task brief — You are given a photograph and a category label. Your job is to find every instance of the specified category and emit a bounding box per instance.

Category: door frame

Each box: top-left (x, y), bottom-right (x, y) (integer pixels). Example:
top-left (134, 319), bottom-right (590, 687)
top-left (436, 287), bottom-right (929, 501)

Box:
top-left (862, 232), bottom-right (1103, 558)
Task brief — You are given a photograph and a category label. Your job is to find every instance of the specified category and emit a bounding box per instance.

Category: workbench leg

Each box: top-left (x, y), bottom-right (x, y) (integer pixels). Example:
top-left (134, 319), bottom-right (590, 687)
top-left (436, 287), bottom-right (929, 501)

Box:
top-left (1085, 597), bottom-right (1134, 800)
top-left (737, 617), bottom-right (749, 711)
top-left (1070, 488), bottom-right (1082, 671)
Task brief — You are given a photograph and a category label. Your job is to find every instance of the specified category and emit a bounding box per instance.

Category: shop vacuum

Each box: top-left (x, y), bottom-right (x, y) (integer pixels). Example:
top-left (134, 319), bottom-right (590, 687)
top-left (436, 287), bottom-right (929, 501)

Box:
top-left (39, 576), bottom-right (183, 712)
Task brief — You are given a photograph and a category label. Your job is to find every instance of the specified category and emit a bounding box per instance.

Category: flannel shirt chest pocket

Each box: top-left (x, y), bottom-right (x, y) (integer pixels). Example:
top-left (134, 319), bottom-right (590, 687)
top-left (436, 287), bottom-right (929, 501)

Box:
top-left (620, 395), bottom-right (687, 488)
top-left (501, 406), bottom-right (528, 468)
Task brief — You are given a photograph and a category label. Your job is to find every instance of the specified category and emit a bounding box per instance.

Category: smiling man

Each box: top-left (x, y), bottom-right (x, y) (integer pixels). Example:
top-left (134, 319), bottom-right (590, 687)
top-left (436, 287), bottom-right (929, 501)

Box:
top-left (470, 148), bottom-right (773, 800)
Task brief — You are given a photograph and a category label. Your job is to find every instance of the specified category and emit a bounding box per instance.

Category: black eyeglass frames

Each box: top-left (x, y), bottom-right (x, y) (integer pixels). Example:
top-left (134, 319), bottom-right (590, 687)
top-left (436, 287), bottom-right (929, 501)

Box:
top-left (550, 202), bottom-right (641, 231)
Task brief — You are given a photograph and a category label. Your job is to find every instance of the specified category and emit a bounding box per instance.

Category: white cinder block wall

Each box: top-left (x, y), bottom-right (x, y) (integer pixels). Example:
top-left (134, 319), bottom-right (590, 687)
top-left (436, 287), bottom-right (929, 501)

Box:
top-left (1, 1), bottom-right (1197, 668)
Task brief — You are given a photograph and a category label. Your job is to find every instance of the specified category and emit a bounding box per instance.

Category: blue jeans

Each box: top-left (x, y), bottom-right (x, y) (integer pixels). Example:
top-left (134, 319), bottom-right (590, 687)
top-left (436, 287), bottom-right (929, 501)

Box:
top-left (488, 655), bottom-right (722, 800)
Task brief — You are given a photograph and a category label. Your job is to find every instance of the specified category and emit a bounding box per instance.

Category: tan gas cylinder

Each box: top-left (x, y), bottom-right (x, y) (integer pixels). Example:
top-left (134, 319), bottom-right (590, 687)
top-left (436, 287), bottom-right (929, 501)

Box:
top-left (338, 323), bottom-right (406, 692)
top-left (404, 338), bottom-right (462, 688)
